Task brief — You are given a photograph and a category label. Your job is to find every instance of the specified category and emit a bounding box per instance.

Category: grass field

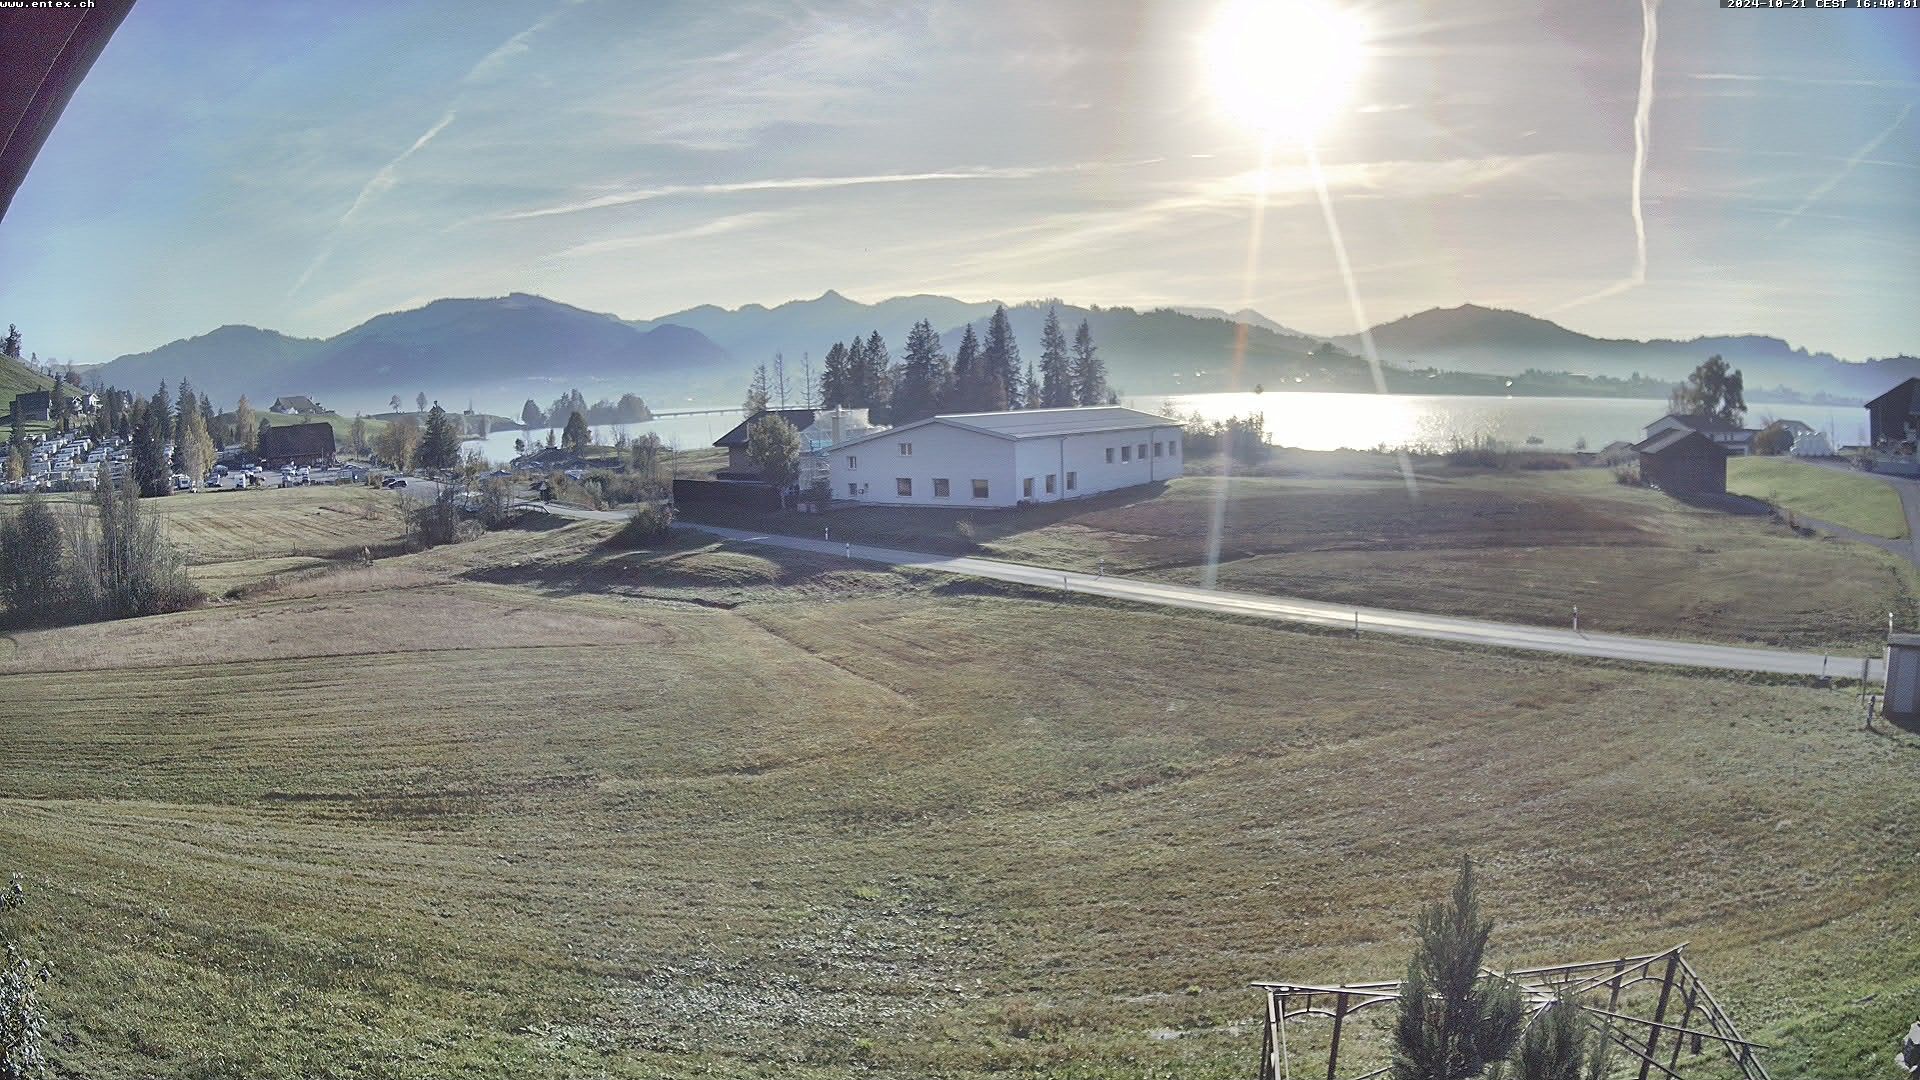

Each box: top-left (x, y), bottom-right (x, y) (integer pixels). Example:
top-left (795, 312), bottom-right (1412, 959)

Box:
top-left (1, 508), bottom-right (1918, 1079)
top-left (1728, 456), bottom-right (1909, 540)
top-left (682, 453), bottom-right (1918, 652)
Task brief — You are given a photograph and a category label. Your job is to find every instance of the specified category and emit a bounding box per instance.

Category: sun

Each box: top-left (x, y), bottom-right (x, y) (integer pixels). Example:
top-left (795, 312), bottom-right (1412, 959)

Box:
top-left (1202, 0), bottom-right (1369, 141)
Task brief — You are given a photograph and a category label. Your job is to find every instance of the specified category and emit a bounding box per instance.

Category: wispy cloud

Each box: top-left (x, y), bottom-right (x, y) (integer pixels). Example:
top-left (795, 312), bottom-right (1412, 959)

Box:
top-left (490, 163), bottom-right (1109, 222)
top-left (537, 210), bottom-right (791, 264)
top-left (1773, 104), bottom-right (1912, 232)
top-left (1689, 72), bottom-right (1919, 91)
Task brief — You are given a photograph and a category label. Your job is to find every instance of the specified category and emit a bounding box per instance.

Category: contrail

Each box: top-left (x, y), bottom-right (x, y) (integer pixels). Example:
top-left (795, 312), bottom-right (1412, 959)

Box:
top-left (1553, 0), bottom-right (1659, 313)
top-left (288, 110), bottom-right (456, 297)
top-left (1773, 104), bottom-right (1911, 231)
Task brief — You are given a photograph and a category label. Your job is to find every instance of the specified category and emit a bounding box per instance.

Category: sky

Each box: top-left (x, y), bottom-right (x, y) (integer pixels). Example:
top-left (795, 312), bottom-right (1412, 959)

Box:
top-left (1, 0), bottom-right (1916, 364)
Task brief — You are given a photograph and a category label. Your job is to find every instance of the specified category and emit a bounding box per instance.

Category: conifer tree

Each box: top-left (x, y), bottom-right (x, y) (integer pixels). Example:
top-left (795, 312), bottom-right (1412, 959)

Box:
top-left (949, 324), bottom-right (982, 412)
top-left (419, 404), bottom-right (461, 469)
top-left (862, 330), bottom-right (892, 410)
top-left (744, 364), bottom-right (771, 412)
top-left (561, 410), bottom-right (591, 453)
top-left (981, 305), bottom-right (1021, 409)
top-left (893, 320), bottom-right (949, 424)
top-left (1071, 318), bottom-right (1109, 405)
top-left (819, 341), bottom-right (851, 408)
top-left (1392, 857), bottom-right (1524, 1080)
top-left (1038, 305), bottom-right (1074, 407)
top-left (844, 336), bottom-right (870, 407)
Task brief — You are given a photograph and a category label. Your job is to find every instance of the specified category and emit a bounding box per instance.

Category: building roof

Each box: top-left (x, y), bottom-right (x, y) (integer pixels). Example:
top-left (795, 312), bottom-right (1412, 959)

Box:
top-left (1651, 412), bottom-right (1743, 434)
top-left (713, 408), bottom-right (817, 448)
top-left (1866, 378), bottom-right (1920, 410)
top-left (829, 406), bottom-right (1181, 451)
top-left (1632, 428), bottom-right (1729, 456)
top-left (271, 395), bottom-right (320, 413)
top-left (257, 422), bottom-right (336, 461)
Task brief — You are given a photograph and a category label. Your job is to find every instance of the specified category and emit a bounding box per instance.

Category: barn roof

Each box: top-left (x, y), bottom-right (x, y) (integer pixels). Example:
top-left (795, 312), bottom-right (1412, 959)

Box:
top-left (1632, 428), bottom-right (1729, 456)
top-left (1866, 378), bottom-right (1920, 410)
top-left (257, 422), bottom-right (336, 460)
top-left (1654, 413), bottom-right (1743, 434)
top-left (713, 408), bottom-right (817, 448)
top-left (828, 406), bottom-right (1180, 451)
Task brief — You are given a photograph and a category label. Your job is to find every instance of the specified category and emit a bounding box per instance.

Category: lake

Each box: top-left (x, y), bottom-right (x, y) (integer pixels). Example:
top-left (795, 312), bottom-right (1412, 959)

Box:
top-left (462, 392), bottom-right (1868, 464)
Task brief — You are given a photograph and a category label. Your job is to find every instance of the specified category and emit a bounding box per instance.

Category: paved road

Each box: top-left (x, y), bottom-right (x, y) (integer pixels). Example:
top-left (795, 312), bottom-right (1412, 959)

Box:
top-left (419, 483), bottom-right (1883, 680)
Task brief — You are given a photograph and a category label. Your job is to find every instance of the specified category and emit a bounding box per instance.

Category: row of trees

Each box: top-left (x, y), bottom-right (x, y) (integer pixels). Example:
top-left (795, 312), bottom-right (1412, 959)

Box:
top-left (795, 304), bottom-right (1111, 425)
top-left (519, 391), bottom-right (651, 430)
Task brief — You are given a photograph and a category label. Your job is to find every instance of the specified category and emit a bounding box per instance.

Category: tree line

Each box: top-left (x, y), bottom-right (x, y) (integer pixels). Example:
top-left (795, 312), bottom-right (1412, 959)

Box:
top-left (757, 303), bottom-right (1112, 425)
top-left (0, 481), bottom-right (201, 627)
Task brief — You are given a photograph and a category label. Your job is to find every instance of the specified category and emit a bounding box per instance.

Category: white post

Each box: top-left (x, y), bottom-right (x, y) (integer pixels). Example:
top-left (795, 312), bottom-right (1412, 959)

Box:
top-left (845, 541), bottom-right (852, 559)
top-left (1573, 606), bottom-right (1580, 634)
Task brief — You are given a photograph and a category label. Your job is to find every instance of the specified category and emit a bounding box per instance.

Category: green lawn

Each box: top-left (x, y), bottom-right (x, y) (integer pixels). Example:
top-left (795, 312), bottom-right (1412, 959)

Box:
top-left (1728, 456), bottom-right (1909, 540)
top-left (1, 520), bottom-right (1917, 1078)
top-left (682, 453), bottom-right (1918, 652)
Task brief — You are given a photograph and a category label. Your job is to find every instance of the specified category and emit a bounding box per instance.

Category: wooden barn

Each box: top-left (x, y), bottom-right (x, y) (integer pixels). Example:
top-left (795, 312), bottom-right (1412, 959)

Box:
top-left (1865, 378), bottom-right (1920, 446)
top-left (1632, 428), bottom-right (1729, 496)
top-left (257, 422), bottom-right (336, 467)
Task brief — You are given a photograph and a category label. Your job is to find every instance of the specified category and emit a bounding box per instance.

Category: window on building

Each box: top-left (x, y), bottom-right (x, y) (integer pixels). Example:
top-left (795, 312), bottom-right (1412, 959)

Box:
top-left (1105, 447), bottom-right (1114, 463)
top-left (1045, 473), bottom-right (1057, 494)
top-left (1121, 445), bottom-right (1131, 462)
top-left (899, 442), bottom-right (912, 455)
top-left (1022, 477), bottom-right (1034, 498)
top-left (1137, 442), bottom-right (1147, 459)
top-left (848, 483), bottom-right (858, 497)
top-left (1153, 441), bottom-right (1163, 457)
top-left (933, 478), bottom-right (950, 497)
top-left (1169, 438), bottom-right (1179, 457)
top-left (846, 454), bottom-right (857, 469)
top-left (896, 477), bottom-right (912, 496)
top-left (1066, 471), bottom-right (1076, 490)
top-left (972, 479), bottom-right (989, 499)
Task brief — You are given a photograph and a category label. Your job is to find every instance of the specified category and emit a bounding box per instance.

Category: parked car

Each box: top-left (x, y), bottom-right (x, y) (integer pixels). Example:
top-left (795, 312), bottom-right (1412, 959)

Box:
top-left (382, 477), bottom-right (407, 489)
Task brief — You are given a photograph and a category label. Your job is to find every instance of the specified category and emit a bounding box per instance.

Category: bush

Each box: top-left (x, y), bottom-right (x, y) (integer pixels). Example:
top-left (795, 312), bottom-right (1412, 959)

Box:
top-left (1183, 412), bottom-right (1268, 462)
top-left (551, 468), bottom-right (666, 510)
top-left (1, 874), bottom-right (51, 1080)
top-left (65, 481), bottom-right (201, 621)
top-left (608, 501), bottom-right (674, 548)
top-left (1613, 462), bottom-right (1641, 485)
top-left (405, 486), bottom-right (469, 549)
top-left (0, 495), bottom-right (67, 625)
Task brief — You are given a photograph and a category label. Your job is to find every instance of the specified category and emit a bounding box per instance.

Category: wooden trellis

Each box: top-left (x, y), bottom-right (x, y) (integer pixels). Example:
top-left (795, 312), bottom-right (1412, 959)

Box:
top-left (1254, 944), bottom-right (1770, 1080)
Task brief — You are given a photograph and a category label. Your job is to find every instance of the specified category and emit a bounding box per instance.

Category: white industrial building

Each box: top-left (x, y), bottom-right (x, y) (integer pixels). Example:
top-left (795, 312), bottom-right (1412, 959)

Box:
top-left (826, 406), bottom-right (1185, 508)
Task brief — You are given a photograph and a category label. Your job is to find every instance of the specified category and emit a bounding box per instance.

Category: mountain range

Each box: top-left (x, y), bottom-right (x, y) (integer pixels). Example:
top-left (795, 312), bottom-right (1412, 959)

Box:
top-left (84, 291), bottom-right (1916, 415)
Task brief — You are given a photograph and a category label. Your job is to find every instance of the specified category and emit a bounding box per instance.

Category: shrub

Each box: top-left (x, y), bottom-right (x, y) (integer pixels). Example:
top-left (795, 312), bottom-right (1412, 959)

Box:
top-left (1, 874), bottom-right (51, 1080)
top-left (608, 501), bottom-right (674, 548)
top-left (1183, 412), bottom-right (1269, 461)
top-left (405, 486), bottom-right (467, 549)
top-left (552, 468), bottom-right (666, 510)
top-left (0, 495), bottom-right (67, 625)
top-left (1612, 462), bottom-right (1641, 485)
top-left (65, 480), bottom-right (201, 620)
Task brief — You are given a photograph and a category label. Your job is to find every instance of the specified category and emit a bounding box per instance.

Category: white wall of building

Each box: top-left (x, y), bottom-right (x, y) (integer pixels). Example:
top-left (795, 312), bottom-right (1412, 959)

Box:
top-left (826, 421), bottom-right (1184, 508)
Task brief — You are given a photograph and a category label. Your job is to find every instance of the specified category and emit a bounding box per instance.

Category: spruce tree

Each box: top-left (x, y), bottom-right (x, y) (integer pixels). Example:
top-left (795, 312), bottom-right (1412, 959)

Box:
top-left (982, 305), bottom-right (1021, 409)
top-left (1, 324), bottom-right (18, 358)
top-left (1507, 996), bottom-right (1604, 1080)
top-left (521, 399), bottom-right (544, 428)
top-left (1071, 318), bottom-right (1108, 406)
top-left (132, 403), bottom-right (170, 497)
top-left (949, 325), bottom-right (982, 412)
top-left (861, 331), bottom-right (893, 421)
top-left (893, 320), bottom-right (948, 424)
top-left (48, 373), bottom-right (69, 430)
top-left (420, 404), bottom-right (461, 469)
top-left (1038, 305), bottom-right (1074, 407)
top-left (561, 410), bottom-right (591, 453)
top-left (1392, 857), bottom-right (1525, 1080)
top-left (1023, 361), bottom-right (1039, 409)
top-left (819, 341), bottom-right (851, 408)
top-left (844, 337), bottom-right (870, 408)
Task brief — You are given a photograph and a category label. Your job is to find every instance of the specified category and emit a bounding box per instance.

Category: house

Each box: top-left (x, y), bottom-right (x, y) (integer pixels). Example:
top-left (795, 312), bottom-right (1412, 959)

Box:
top-left (512, 446), bottom-right (587, 472)
top-left (10, 390), bottom-right (50, 422)
top-left (827, 406), bottom-right (1185, 508)
top-left (269, 395), bottom-right (325, 415)
top-left (1866, 378), bottom-right (1920, 446)
top-left (1641, 413), bottom-right (1756, 456)
top-left (1632, 428), bottom-right (1729, 496)
top-left (1596, 440), bottom-right (1637, 466)
top-left (256, 422), bottom-right (336, 467)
